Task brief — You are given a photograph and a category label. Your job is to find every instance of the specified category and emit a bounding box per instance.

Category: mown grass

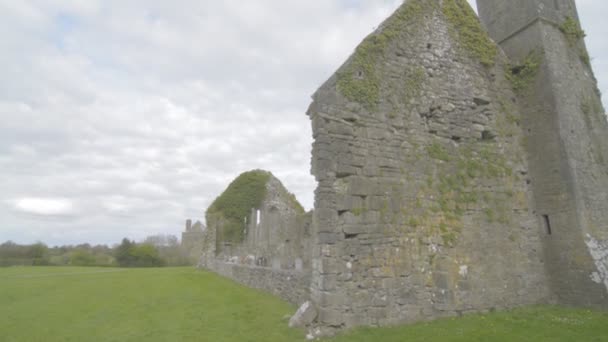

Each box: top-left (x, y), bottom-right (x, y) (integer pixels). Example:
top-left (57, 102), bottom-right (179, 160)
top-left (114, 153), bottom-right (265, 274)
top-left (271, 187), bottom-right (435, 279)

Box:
top-left (0, 267), bottom-right (301, 342)
top-left (2, 267), bottom-right (608, 341)
top-left (331, 306), bottom-right (608, 342)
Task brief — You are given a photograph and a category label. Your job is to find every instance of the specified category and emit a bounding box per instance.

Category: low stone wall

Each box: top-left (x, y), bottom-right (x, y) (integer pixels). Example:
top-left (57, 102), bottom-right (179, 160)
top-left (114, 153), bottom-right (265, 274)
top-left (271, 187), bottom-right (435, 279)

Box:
top-left (205, 261), bottom-right (311, 306)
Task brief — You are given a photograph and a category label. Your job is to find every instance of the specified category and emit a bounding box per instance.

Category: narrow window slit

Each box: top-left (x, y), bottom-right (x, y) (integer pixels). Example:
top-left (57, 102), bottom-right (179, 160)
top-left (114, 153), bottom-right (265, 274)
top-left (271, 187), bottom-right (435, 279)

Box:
top-left (543, 215), bottom-right (552, 235)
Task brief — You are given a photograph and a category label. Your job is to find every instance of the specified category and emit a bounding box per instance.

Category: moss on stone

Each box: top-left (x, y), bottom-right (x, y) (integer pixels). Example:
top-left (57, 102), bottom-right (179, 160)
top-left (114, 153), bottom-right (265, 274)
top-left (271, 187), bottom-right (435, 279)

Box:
top-left (581, 94), bottom-right (604, 117)
top-left (442, 0), bottom-right (497, 67)
top-left (403, 67), bottom-right (427, 105)
top-left (499, 98), bottom-right (521, 126)
top-left (207, 170), bottom-right (271, 243)
top-left (558, 16), bottom-right (591, 66)
top-left (579, 49), bottom-right (591, 67)
top-left (336, 36), bottom-right (383, 110)
top-left (427, 142), bottom-right (450, 162)
top-left (336, 0), bottom-right (435, 110)
top-left (281, 187), bottom-right (306, 215)
top-left (352, 207), bottom-right (367, 217)
top-left (416, 137), bottom-right (517, 246)
top-left (484, 208), bottom-right (495, 222)
top-left (507, 50), bottom-right (542, 93)
top-left (559, 16), bottom-right (586, 46)
top-left (559, 17), bottom-right (591, 67)
top-left (441, 231), bottom-right (458, 247)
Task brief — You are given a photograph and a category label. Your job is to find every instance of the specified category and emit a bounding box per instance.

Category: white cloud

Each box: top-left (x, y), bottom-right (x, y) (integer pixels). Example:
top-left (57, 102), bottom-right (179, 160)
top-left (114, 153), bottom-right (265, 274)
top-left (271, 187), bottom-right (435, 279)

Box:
top-left (13, 197), bottom-right (74, 216)
top-left (129, 182), bottom-right (170, 198)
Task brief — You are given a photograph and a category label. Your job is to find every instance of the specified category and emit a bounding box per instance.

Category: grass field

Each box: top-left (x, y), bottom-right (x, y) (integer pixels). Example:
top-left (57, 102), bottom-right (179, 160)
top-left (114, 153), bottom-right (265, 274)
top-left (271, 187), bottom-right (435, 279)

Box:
top-left (2, 267), bottom-right (608, 341)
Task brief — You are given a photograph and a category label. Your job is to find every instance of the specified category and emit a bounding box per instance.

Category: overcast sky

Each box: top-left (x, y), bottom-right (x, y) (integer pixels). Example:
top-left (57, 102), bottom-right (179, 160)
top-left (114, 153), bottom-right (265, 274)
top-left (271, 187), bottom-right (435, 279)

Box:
top-left (1, 0), bottom-right (606, 246)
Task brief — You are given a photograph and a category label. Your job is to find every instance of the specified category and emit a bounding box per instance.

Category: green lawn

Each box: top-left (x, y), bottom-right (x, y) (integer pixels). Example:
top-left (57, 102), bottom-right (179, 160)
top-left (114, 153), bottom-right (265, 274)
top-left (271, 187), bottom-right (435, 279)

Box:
top-left (1, 267), bottom-right (607, 341)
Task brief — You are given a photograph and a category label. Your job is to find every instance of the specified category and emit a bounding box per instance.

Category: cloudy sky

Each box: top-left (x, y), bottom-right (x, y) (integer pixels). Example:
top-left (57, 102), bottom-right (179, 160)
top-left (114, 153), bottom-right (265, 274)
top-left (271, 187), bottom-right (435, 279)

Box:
top-left (1, 0), bottom-right (607, 246)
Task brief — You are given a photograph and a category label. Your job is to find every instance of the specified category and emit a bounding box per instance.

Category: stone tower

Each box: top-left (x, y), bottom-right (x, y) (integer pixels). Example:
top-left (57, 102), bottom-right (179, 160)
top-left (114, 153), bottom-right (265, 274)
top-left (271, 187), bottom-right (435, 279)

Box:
top-left (182, 219), bottom-right (206, 264)
top-left (478, 0), bottom-right (608, 307)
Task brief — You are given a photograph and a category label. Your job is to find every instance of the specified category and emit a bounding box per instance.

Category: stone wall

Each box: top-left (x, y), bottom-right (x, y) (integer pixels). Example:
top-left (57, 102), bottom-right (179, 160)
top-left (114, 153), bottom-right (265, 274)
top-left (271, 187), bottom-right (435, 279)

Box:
top-left (307, 0), bottom-right (552, 332)
top-left (205, 260), bottom-right (311, 306)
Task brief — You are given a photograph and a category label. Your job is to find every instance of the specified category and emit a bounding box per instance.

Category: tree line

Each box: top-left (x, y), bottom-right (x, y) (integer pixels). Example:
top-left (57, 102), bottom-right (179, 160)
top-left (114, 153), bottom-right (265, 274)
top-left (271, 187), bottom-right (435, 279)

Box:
top-left (0, 235), bottom-right (191, 267)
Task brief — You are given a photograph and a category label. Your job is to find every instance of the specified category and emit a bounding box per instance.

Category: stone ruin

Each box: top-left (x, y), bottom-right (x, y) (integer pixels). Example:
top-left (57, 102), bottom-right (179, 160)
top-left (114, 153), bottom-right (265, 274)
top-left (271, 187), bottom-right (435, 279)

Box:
top-left (197, 0), bottom-right (608, 337)
top-left (181, 219), bottom-right (206, 264)
top-left (198, 170), bottom-right (313, 305)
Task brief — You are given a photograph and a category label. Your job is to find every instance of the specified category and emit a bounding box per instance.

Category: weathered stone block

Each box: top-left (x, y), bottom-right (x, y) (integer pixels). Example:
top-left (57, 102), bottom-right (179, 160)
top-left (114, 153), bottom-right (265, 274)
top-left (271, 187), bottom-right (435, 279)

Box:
top-left (318, 232), bottom-right (341, 245)
top-left (289, 301), bottom-right (318, 328)
top-left (318, 308), bottom-right (345, 327)
top-left (348, 177), bottom-right (374, 196)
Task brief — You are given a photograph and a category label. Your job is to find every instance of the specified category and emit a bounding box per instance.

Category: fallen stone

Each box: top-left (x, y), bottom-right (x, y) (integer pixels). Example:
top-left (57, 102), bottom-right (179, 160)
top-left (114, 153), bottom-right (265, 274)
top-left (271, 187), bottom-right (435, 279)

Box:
top-left (289, 301), bottom-right (317, 328)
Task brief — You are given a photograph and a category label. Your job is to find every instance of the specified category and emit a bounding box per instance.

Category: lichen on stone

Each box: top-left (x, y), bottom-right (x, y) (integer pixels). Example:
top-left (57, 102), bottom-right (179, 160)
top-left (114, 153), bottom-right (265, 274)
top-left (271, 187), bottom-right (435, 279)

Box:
top-left (441, 0), bottom-right (497, 67)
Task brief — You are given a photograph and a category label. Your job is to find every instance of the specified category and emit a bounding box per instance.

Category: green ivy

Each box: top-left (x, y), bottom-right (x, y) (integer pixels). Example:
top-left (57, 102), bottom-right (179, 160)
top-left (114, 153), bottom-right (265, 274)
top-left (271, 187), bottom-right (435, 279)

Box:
top-left (207, 170), bottom-right (271, 243)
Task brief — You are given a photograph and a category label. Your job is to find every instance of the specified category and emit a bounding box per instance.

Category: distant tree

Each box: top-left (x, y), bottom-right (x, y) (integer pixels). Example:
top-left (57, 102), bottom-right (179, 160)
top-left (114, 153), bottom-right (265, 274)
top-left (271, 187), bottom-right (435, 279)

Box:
top-left (143, 234), bottom-right (189, 266)
top-left (130, 244), bottom-right (165, 267)
top-left (143, 235), bottom-right (171, 247)
top-left (70, 250), bottom-right (96, 266)
top-left (76, 243), bottom-right (92, 250)
top-left (114, 239), bottom-right (164, 267)
top-left (0, 241), bottom-right (27, 266)
top-left (115, 238), bottom-right (135, 267)
top-left (1, 241), bottom-right (117, 267)
top-left (28, 242), bottom-right (50, 265)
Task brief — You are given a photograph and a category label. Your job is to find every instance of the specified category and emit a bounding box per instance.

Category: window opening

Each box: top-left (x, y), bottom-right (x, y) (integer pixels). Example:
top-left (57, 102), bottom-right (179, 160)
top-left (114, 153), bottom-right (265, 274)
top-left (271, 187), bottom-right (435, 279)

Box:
top-left (543, 215), bottom-right (552, 235)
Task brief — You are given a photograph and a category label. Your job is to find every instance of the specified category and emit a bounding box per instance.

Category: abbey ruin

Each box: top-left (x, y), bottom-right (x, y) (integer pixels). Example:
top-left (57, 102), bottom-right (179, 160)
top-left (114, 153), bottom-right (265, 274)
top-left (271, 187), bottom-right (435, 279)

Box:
top-left (181, 219), bottom-right (206, 264)
top-left (197, 0), bottom-right (608, 337)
